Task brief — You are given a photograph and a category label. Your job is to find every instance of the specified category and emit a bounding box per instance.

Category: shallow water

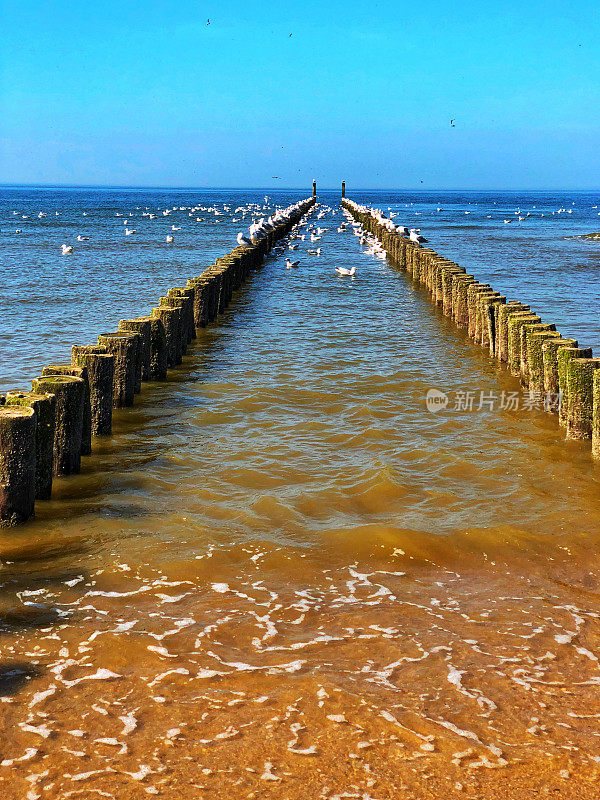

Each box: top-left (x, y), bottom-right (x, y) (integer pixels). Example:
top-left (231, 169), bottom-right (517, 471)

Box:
top-left (2, 188), bottom-right (600, 798)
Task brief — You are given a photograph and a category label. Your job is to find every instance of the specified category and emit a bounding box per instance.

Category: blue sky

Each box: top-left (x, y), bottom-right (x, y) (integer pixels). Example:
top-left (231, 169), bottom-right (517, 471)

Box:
top-left (1, 0), bottom-right (599, 188)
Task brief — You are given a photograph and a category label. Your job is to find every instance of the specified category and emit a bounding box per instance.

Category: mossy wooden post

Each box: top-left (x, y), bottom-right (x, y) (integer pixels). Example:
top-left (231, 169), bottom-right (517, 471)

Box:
top-left (148, 316), bottom-right (168, 380)
top-left (214, 263), bottom-right (232, 312)
top-left (507, 312), bottom-right (541, 376)
top-left (542, 337), bottom-right (578, 399)
top-left (41, 365), bottom-right (91, 456)
top-left (473, 290), bottom-right (495, 344)
top-left (441, 266), bottom-right (466, 317)
top-left (564, 358), bottom-right (600, 439)
top-left (119, 317), bottom-right (152, 384)
top-left (151, 306), bottom-right (180, 368)
top-left (466, 284), bottom-right (492, 339)
top-left (0, 406), bottom-right (36, 527)
top-left (519, 323), bottom-right (556, 386)
top-left (5, 392), bottom-right (55, 501)
top-left (527, 329), bottom-right (561, 394)
top-left (71, 345), bottom-right (115, 435)
top-left (496, 303), bottom-right (529, 363)
top-left (208, 272), bottom-right (221, 320)
top-left (452, 275), bottom-right (475, 328)
top-left (592, 371), bottom-right (600, 458)
top-left (557, 347), bottom-right (592, 428)
top-left (167, 288), bottom-right (195, 344)
top-left (186, 277), bottom-right (211, 328)
top-left (97, 331), bottom-right (141, 407)
top-left (433, 259), bottom-right (451, 306)
top-left (31, 375), bottom-right (84, 476)
top-left (159, 297), bottom-right (185, 361)
top-left (477, 293), bottom-right (504, 350)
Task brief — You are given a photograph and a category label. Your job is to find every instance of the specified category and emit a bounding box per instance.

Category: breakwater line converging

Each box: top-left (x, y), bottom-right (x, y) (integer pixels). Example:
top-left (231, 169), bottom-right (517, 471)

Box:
top-left (0, 197), bottom-right (316, 527)
top-left (342, 197), bottom-right (600, 459)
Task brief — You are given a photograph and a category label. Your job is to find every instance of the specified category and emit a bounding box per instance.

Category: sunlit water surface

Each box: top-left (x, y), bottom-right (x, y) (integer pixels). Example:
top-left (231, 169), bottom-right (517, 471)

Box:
top-left (2, 188), bottom-right (600, 799)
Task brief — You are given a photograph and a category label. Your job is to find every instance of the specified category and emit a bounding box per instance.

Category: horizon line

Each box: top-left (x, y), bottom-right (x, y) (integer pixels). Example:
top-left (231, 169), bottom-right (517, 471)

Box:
top-left (1, 182), bottom-right (599, 193)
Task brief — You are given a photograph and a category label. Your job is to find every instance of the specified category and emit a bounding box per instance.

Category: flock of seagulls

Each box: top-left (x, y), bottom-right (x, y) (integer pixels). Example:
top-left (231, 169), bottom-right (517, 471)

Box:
top-left (7, 197), bottom-right (599, 265)
top-left (235, 203), bottom-right (358, 278)
top-left (42, 199), bottom-right (284, 255)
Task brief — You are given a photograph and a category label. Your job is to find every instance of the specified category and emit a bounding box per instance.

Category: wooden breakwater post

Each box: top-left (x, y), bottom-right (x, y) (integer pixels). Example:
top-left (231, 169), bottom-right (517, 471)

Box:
top-left (41, 365), bottom-right (92, 456)
top-left (340, 196), bottom-right (600, 464)
top-left (71, 346), bottom-right (115, 435)
top-left (0, 195), bottom-right (316, 526)
top-left (31, 375), bottom-right (85, 476)
top-left (0, 406), bottom-right (37, 527)
top-left (4, 392), bottom-right (55, 501)
top-left (313, 180), bottom-right (317, 198)
top-left (97, 331), bottom-right (142, 406)
top-left (341, 181), bottom-right (346, 198)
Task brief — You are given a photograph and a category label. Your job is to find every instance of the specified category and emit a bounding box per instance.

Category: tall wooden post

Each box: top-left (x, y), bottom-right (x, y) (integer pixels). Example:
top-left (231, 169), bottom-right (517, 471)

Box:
top-left (312, 180), bottom-right (316, 197)
top-left (342, 181), bottom-right (345, 198)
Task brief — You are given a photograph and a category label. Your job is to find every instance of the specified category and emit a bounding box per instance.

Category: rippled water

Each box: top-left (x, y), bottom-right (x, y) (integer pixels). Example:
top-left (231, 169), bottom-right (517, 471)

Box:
top-left (2, 188), bottom-right (600, 799)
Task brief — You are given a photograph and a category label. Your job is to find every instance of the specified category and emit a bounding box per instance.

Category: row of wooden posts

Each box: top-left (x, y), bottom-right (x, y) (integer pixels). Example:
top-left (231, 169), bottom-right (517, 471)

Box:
top-left (342, 198), bottom-right (600, 454)
top-left (0, 197), bottom-right (316, 528)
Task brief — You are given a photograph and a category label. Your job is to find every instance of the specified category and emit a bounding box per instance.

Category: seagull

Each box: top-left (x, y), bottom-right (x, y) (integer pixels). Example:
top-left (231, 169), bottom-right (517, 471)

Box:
top-left (76, 235), bottom-right (90, 241)
top-left (310, 233), bottom-right (322, 242)
top-left (307, 248), bottom-right (321, 255)
top-left (166, 235), bottom-right (174, 243)
top-left (285, 258), bottom-right (300, 269)
top-left (237, 232), bottom-right (252, 246)
top-left (125, 228), bottom-right (136, 235)
top-left (336, 266), bottom-right (356, 276)
top-left (61, 244), bottom-right (73, 254)
top-left (289, 243), bottom-right (299, 250)
top-left (171, 225), bottom-right (181, 231)
top-left (409, 229), bottom-right (428, 244)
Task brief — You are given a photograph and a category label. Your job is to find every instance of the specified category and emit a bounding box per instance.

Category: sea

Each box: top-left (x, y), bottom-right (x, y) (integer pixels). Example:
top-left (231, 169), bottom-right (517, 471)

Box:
top-left (1, 186), bottom-right (600, 799)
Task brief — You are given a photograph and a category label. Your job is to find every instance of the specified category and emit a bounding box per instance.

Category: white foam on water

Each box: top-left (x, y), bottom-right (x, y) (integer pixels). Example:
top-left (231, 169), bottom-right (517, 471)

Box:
top-left (29, 685), bottom-right (56, 708)
top-left (94, 738), bottom-right (127, 755)
top-left (260, 761), bottom-right (281, 781)
top-left (147, 667), bottom-right (190, 687)
top-left (61, 668), bottom-right (121, 688)
top-left (0, 747), bottom-right (38, 767)
top-left (18, 722), bottom-right (53, 739)
top-left (147, 645), bottom-right (177, 658)
top-left (119, 713), bottom-right (137, 735)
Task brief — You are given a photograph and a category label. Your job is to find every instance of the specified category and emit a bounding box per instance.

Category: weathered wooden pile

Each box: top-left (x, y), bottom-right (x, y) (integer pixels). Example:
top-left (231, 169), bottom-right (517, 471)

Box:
top-left (0, 197), bottom-right (315, 527)
top-left (342, 198), bottom-right (600, 457)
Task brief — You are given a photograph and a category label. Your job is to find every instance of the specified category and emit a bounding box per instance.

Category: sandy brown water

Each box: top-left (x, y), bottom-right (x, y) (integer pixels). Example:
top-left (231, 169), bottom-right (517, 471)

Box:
top-left (3, 202), bottom-right (600, 798)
